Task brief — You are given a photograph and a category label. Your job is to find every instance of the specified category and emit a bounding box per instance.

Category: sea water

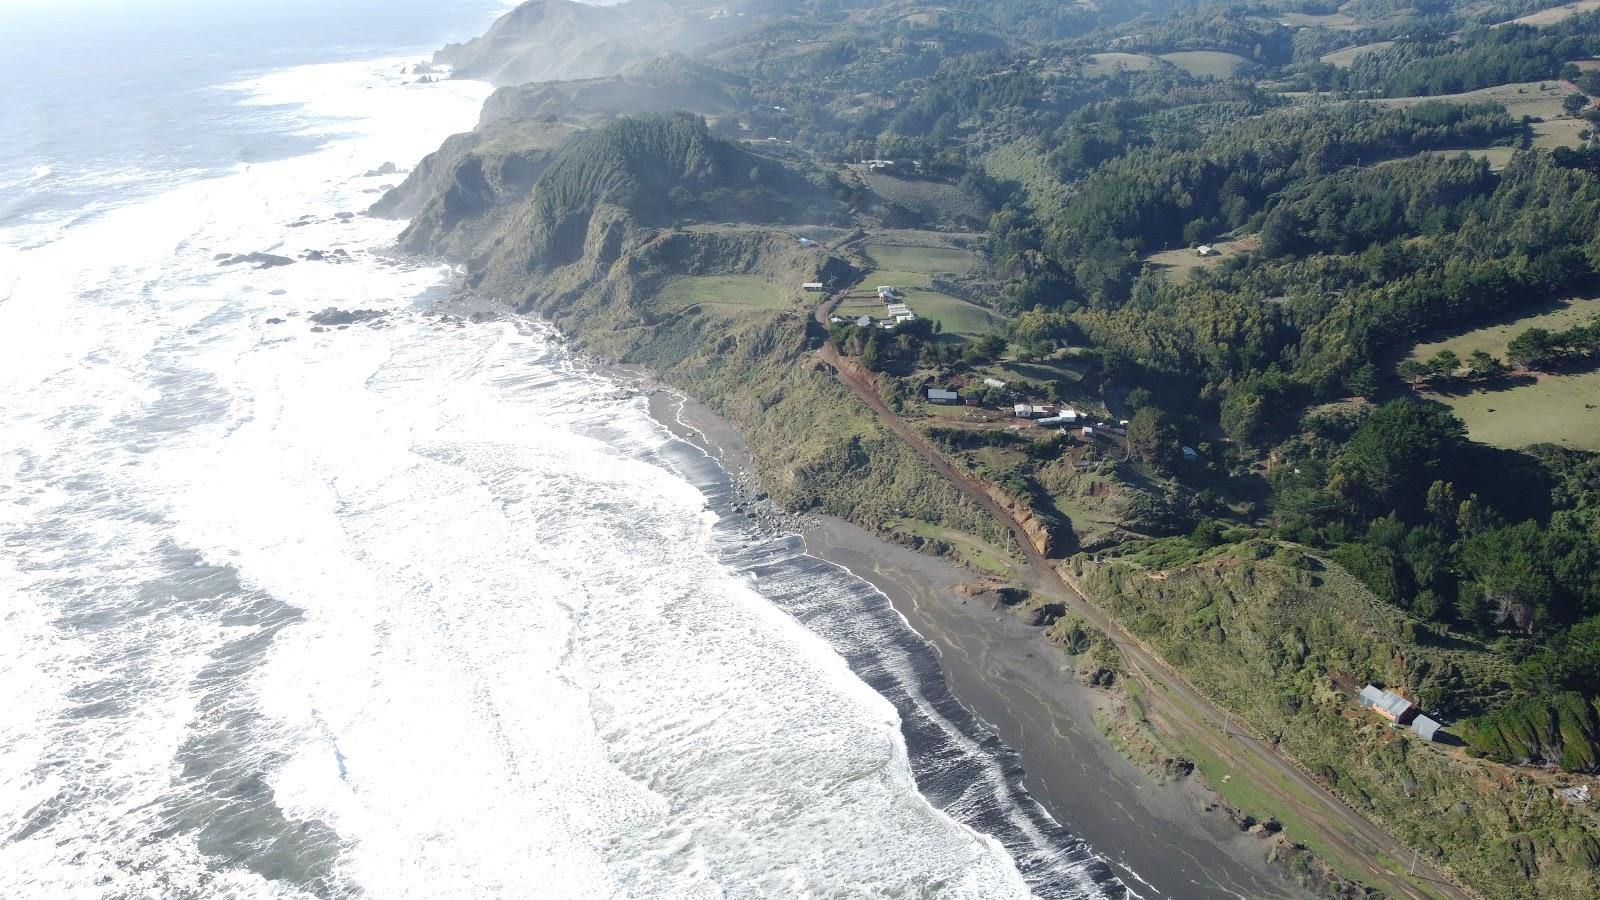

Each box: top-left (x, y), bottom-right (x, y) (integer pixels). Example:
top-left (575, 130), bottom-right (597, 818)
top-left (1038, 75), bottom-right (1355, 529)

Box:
top-left (0, 3), bottom-right (1126, 897)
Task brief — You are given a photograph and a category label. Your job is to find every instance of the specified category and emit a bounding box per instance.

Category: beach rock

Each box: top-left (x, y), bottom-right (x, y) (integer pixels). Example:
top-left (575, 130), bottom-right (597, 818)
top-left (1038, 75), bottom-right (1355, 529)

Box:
top-left (302, 249), bottom-right (353, 263)
top-left (310, 307), bottom-right (387, 326)
top-left (1081, 666), bottom-right (1116, 688)
top-left (1026, 601), bottom-right (1066, 627)
top-left (265, 317), bottom-right (285, 325)
top-left (217, 252), bottom-right (295, 269)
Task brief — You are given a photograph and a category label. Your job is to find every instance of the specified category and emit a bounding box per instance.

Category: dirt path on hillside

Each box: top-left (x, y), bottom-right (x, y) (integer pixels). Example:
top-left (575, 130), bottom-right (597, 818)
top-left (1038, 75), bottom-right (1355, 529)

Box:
top-left (811, 296), bottom-right (1474, 900)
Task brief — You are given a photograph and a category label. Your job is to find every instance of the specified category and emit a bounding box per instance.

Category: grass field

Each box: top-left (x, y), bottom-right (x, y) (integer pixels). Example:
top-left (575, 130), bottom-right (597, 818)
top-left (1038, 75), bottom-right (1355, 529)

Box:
top-left (1158, 50), bottom-right (1248, 79)
top-left (1083, 52), bottom-right (1158, 76)
top-left (888, 518), bottom-right (1015, 576)
top-left (1320, 41), bottom-right (1395, 68)
top-left (1409, 297), bottom-right (1600, 361)
top-left (993, 357), bottom-right (1091, 387)
top-left (1376, 81), bottom-right (1586, 150)
top-left (1143, 236), bottom-right (1258, 282)
top-left (1417, 145), bottom-right (1519, 170)
top-left (1504, 0), bottom-right (1600, 26)
top-left (901, 289), bottom-right (1004, 336)
top-left (863, 243), bottom-right (977, 276)
top-left (653, 276), bottom-right (788, 312)
top-left (1421, 372), bottom-right (1600, 450)
top-left (1407, 297), bottom-right (1600, 450)
top-left (1279, 11), bottom-right (1357, 28)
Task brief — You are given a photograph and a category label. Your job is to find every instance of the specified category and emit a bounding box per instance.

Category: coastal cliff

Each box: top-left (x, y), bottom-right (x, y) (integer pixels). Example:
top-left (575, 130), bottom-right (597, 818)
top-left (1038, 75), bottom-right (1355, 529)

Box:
top-left (398, 111), bottom-right (1009, 548)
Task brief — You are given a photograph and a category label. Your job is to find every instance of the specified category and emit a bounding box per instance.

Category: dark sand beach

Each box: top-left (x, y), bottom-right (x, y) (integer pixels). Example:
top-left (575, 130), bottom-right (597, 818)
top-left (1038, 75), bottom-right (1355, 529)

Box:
top-left (645, 387), bottom-right (1307, 899)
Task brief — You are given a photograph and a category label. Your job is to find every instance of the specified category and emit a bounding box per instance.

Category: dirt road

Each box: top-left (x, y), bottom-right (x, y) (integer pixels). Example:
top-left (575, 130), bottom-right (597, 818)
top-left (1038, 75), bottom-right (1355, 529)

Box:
top-left (811, 296), bottom-right (1473, 900)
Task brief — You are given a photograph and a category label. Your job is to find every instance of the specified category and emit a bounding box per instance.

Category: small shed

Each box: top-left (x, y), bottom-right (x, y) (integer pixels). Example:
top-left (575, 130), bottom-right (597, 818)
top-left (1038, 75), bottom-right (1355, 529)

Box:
top-left (855, 315), bottom-right (874, 328)
top-left (803, 282), bottom-right (825, 292)
top-left (876, 285), bottom-right (897, 295)
top-left (1196, 245), bottom-right (1217, 257)
top-left (928, 388), bottom-right (960, 405)
top-left (1411, 715), bottom-right (1443, 742)
top-left (1015, 404), bottom-right (1036, 419)
top-left (1360, 684), bottom-right (1417, 724)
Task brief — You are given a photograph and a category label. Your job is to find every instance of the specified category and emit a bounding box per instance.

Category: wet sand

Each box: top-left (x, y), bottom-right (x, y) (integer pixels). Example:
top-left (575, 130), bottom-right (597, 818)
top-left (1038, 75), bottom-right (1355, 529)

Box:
top-left (646, 388), bottom-right (1306, 899)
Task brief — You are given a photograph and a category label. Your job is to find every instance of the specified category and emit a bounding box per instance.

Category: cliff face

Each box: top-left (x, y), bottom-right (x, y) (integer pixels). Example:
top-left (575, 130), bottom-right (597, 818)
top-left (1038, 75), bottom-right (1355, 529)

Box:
top-left (371, 119), bottom-right (578, 228)
top-left (393, 108), bottom-right (1006, 547)
top-left (399, 112), bottom-right (838, 270)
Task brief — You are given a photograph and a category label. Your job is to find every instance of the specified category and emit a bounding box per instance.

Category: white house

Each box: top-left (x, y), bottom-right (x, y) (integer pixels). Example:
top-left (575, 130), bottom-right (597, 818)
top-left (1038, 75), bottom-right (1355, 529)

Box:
top-left (803, 282), bottom-right (825, 291)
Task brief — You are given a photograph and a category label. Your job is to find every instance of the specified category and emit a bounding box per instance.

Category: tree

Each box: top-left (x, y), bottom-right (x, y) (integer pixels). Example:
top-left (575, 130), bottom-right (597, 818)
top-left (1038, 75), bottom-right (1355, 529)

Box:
top-left (1427, 349), bottom-right (1460, 378)
top-left (1126, 407), bottom-right (1181, 470)
top-left (1565, 92), bottom-right (1591, 117)
top-left (1397, 358), bottom-right (1431, 385)
top-left (1508, 327), bottom-right (1557, 368)
top-left (860, 334), bottom-right (883, 371)
top-left (1328, 399), bottom-right (1466, 518)
top-left (1465, 348), bottom-right (1506, 378)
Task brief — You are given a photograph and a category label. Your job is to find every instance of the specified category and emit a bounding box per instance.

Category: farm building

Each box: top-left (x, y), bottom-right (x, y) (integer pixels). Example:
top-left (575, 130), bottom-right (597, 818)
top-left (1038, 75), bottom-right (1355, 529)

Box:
top-left (1411, 715), bottom-right (1443, 742)
top-left (886, 303), bottom-right (913, 318)
top-left (1359, 685), bottom-right (1417, 724)
top-left (1035, 412), bottom-right (1077, 427)
top-left (927, 388), bottom-right (961, 404)
top-left (803, 281), bottom-right (825, 291)
top-left (876, 285), bottom-right (898, 295)
top-left (1014, 404), bottom-right (1055, 419)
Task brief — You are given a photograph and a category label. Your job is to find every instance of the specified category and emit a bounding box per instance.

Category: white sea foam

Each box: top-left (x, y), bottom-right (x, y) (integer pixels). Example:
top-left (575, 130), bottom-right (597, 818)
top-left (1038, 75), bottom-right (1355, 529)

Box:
top-left (0, 53), bottom-right (1050, 899)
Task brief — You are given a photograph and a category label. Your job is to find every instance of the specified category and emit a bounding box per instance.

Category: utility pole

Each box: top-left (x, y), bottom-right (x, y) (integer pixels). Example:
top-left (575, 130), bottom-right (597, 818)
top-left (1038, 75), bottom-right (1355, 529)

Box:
top-left (1409, 847), bottom-right (1418, 877)
top-left (1222, 709), bottom-right (1231, 737)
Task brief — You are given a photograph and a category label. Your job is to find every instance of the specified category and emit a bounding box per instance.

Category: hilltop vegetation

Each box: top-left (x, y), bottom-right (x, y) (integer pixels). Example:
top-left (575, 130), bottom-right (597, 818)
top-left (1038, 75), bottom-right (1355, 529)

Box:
top-left (402, 0), bottom-right (1600, 893)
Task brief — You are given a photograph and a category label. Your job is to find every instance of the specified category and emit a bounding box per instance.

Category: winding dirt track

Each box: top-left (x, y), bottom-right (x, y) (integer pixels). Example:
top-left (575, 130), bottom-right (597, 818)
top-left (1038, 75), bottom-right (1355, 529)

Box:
top-left (812, 296), bottom-right (1474, 900)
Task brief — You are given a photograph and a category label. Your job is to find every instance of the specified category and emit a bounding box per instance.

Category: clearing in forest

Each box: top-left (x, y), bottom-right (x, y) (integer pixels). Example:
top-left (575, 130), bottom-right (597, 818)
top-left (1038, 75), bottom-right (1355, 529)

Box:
top-left (1319, 41), bottom-right (1395, 68)
top-left (1375, 81), bottom-right (1586, 150)
top-left (1406, 297), bottom-right (1600, 451)
top-left (1083, 52), bottom-right (1158, 76)
top-left (1503, 0), bottom-right (1600, 26)
top-left (1158, 51), bottom-right (1249, 78)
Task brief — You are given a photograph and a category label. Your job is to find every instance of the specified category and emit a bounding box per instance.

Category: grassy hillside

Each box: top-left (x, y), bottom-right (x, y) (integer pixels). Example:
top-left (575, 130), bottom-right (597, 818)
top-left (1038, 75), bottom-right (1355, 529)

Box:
top-left (1073, 544), bottom-right (1600, 899)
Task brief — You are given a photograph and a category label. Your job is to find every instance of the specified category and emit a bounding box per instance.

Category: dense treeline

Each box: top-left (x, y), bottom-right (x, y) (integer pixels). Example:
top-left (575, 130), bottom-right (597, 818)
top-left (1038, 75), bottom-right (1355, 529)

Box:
top-left (1293, 19), bottom-right (1600, 95)
top-left (995, 100), bottom-right (1517, 307)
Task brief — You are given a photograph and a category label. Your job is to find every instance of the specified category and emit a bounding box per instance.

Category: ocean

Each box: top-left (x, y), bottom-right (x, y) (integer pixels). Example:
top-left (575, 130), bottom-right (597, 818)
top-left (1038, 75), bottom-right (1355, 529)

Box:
top-left (0, 2), bottom-right (1126, 897)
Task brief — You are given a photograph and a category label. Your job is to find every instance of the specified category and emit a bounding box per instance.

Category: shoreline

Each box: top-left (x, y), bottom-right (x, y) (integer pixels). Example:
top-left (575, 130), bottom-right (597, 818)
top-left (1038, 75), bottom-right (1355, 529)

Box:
top-left (641, 385), bottom-right (1307, 899)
